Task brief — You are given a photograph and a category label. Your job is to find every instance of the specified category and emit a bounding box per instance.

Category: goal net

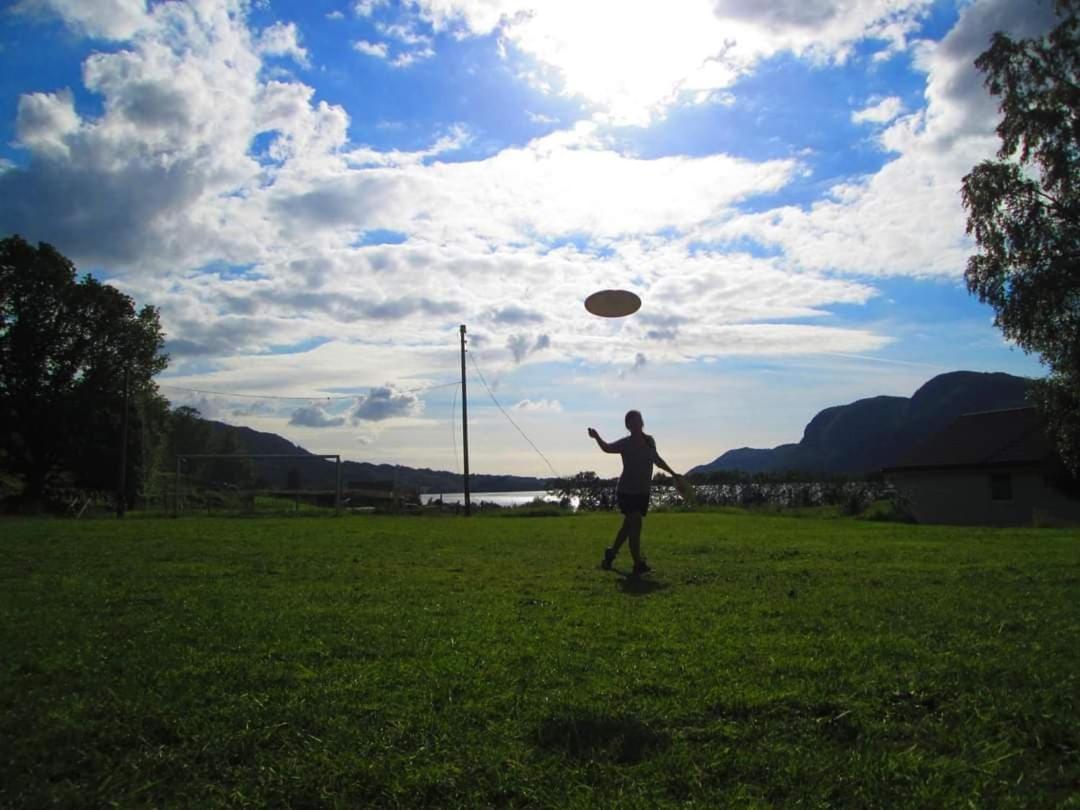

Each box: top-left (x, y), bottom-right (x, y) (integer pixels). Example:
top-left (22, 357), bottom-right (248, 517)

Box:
top-left (172, 453), bottom-right (342, 516)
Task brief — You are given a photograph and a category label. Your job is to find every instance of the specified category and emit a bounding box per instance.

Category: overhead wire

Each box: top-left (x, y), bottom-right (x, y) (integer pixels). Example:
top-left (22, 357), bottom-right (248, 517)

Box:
top-left (157, 380), bottom-right (461, 401)
top-left (468, 351), bottom-right (561, 480)
top-left (156, 344), bottom-right (559, 482)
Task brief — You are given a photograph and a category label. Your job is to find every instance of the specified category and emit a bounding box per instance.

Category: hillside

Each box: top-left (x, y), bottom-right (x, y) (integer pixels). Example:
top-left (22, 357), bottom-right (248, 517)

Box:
top-left (690, 371), bottom-right (1033, 476)
top-left (204, 421), bottom-right (547, 493)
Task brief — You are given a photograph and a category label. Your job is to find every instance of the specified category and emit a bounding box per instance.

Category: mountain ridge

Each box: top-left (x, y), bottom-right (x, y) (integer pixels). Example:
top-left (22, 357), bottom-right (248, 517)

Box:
top-left (690, 371), bottom-right (1033, 476)
top-left (198, 370), bottom-right (1035, 485)
top-left (204, 420), bottom-right (549, 493)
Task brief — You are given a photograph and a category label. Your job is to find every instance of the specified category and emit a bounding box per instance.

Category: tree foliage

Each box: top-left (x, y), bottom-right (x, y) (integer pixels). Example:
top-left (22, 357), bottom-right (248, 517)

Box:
top-left (165, 405), bottom-right (212, 476)
top-left (0, 235), bottom-right (169, 504)
top-left (961, 0), bottom-right (1080, 470)
top-left (206, 428), bottom-right (254, 488)
top-left (547, 471), bottom-right (614, 511)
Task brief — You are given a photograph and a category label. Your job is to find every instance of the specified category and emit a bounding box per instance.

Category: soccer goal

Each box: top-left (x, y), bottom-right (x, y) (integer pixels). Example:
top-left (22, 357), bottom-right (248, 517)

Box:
top-left (173, 453), bottom-right (343, 517)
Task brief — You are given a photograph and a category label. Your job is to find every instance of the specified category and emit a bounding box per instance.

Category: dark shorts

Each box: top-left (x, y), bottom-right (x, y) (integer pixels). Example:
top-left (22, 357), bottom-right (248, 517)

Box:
top-left (617, 491), bottom-right (649, 517)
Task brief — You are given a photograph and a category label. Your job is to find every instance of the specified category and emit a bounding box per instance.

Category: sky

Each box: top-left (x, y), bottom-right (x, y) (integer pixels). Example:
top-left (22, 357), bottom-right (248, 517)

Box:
top-left (0, 0), bottom-right (1059, 480)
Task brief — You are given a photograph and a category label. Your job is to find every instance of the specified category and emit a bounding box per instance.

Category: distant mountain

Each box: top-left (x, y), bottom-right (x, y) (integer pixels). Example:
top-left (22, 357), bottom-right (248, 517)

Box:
top-left (690, 371), bottom-right (1033, 476)
top-left (204, 420), bottom-right (548, 493)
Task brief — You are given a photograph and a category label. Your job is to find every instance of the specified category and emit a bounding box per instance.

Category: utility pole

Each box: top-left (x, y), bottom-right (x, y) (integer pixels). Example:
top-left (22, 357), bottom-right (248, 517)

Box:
top-left (116, 365), bottom-right (130, 519)
top-left (459, 324), bottom-right (471, 516)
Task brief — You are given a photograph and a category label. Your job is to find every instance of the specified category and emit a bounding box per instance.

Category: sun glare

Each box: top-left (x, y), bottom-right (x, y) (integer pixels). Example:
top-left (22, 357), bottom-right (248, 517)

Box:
top-left (505, 1), bottom-right (740, 124)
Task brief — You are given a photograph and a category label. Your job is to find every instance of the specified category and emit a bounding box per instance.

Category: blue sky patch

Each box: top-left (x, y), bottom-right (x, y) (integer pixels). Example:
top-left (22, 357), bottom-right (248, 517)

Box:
top-left (355, 229), bottom-right (408, 247)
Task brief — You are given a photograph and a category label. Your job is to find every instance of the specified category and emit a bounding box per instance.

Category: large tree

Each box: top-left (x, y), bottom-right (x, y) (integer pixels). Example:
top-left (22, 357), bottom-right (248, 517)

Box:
top-left (961, 0), bottom-right (1080, 471)
top-left (0, 235), bottom-right (169, 504)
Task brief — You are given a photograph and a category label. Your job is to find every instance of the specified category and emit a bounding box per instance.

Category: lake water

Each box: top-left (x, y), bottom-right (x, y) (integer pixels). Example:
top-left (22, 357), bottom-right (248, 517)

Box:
top-left (421, 490), bottom-right (558, 507)
top-left (421, 481), bottom-right (891, 511)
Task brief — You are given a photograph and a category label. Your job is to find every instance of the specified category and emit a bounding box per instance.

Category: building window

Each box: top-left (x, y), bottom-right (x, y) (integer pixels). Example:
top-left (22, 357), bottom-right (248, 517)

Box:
top-left (990, 473), bottom-right (1013, 501)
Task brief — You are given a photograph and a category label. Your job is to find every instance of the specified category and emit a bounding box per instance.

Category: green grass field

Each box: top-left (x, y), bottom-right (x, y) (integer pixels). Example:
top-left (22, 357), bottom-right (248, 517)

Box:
top-left (2, 513), bottom-right (1078, 807)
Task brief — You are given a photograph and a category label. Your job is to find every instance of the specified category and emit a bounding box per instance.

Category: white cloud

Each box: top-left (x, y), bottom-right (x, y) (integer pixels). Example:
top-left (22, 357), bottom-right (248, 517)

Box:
top-left (0, 0), bottom-right (886, 388)
top-left (410, 0), bottom-right (934, 124)
top-left (513, 399), bottom-right (563, 412)
top-left (526, 111), bottom-right (558, 125)
top-left (0, 0), bottom-right (330, 269)
top-left (12, 0), bottom-right (149, 40)
top-left (301, 123), bottom-right (799, 245)
top-left (290, 404), bottom-right (347, 428)
top-left (353, 385), bottom-right (423, 421)
top-left (258, 21), bottom-right (310, 68)
top-left (353, 0), bottom-right (389, 17)
top-left (506, 332), bottom-right (551, 363)
top-left (491, 306), bottom-right (543, 326)
top-left (852, 95), bottom-right (904, 125)
top-left (618, 351), bottom-right (648, 379)
top-left (345, 123), bottom-right (470, 167)
top-left (15, 89), bottom-right (80, 159)
top-left (7, 0), bottom-right (1057, 477)
top-left (353, 39), bottom-right (389, 59)
top-left (326, 10), bottom-right (346, 21)
top-left (360, 18), bottom-right (440, 71)
top-left (376, 21), bottom-right (432, 46)
top-left (698, 0), bottom-right (1062, 279)
top-left (9, 0), bottom-right (1039, 429)
top-left (391, 47), bottom-right (436, 68)
top-left (162, 341), bottom-right (453, 399)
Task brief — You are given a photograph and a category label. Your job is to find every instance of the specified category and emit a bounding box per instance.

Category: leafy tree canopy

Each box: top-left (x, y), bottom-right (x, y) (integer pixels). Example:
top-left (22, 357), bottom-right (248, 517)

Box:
top-left (962, 0), bottom-right (1080, 471)
top-left (0, 235), bottom-right (169, 502)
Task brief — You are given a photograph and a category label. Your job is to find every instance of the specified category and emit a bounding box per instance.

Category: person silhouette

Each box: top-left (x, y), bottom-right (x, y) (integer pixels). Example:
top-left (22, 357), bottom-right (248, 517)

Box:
top-left (588, 410), bottom-right (682, 575)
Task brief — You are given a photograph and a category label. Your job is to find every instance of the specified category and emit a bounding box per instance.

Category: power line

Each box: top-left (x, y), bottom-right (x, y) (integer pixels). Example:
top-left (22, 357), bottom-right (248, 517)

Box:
top-left (158, 380), bottom-right (460, 402)
top-left (158, 384), bottom-right (353, 401)
top-left (467, 352), bottom-right (560, 480)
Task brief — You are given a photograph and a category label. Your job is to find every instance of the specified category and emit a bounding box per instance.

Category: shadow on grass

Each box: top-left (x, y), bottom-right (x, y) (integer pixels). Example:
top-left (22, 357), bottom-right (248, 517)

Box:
top-left (614, 570), bottom-right (668, 596)
top-left (535, 710), bottom-right (670, 764)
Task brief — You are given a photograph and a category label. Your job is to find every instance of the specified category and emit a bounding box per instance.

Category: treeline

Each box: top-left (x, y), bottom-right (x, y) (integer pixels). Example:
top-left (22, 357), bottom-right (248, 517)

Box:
top-left (687, 469), bottom-right (887, 485)
top-left (546, 470), bottom-right (894, 513)
top-left (0, 235), bottom-right (243, 513)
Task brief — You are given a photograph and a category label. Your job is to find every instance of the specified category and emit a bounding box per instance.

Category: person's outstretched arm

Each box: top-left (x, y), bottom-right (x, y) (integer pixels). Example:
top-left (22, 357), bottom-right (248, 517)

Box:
top-left (653, 449), bottom-right (681, 478)
top-left (587, 427), bottom-right (620, 454)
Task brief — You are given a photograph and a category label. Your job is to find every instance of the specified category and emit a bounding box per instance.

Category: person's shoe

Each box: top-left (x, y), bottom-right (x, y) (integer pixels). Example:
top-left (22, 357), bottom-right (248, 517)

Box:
top-left (600, 548), bottom-right (616, 570)
top-left (632, 559), bottom-right (651, 575)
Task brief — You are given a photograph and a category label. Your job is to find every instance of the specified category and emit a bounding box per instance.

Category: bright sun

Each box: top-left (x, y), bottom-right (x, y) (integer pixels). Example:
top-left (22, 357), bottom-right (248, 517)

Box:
top-left (503, 0), bottom-right (746, 124)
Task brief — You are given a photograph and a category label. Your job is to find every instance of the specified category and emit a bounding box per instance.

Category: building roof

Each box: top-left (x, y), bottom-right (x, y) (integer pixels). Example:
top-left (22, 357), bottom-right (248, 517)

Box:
top-left (885, 407), bottom-right (1054, 472)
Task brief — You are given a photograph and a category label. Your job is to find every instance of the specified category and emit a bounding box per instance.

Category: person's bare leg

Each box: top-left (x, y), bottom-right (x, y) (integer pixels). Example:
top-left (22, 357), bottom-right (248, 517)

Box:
top-left (611, 518), bottom-right (629, 553)
top-left (626, 512), bottom-right (643, 564)
top-left (602, 517), bottom-right (629, 568)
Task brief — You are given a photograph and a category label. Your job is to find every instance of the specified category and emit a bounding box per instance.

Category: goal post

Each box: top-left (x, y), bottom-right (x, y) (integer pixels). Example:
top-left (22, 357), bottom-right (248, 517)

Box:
top-left (173, 453), bottom-right (342, 517)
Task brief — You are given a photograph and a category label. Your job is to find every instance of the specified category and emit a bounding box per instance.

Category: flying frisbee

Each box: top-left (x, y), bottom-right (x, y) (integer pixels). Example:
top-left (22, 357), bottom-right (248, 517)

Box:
top-left (585, 289), bottom-right (641, 318)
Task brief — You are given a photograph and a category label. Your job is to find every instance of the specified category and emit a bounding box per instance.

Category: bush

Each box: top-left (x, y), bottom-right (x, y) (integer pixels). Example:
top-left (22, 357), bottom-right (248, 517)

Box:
top-left (862, 495), bottom-right (916, 523)
top-left (841, 488), bottom-right (868, 516)
top-left (488, 498), bottom-right (573, 518)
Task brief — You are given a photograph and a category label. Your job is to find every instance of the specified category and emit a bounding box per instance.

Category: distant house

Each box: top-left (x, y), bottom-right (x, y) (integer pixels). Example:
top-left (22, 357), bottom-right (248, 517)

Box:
top-left (883, 407), bottom-right (1080, 526)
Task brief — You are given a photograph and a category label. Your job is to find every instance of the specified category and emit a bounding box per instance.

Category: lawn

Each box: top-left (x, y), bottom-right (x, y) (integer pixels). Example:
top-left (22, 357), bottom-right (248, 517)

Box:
top-left (1, 512), bottom-right (1078, 807)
